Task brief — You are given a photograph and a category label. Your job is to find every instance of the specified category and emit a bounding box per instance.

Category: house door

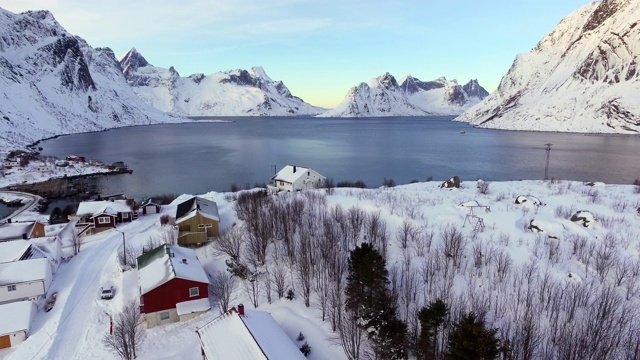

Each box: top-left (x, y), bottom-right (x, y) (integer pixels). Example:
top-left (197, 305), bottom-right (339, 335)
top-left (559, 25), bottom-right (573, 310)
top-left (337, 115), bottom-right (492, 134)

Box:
top-left (0, 334), bottom-right (11, 349)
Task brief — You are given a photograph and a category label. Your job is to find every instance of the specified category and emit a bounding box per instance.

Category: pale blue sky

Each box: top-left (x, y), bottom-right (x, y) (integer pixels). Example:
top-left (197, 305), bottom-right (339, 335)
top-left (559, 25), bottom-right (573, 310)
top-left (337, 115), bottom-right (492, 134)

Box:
top-left (2, 0), bottom-right (590, 108)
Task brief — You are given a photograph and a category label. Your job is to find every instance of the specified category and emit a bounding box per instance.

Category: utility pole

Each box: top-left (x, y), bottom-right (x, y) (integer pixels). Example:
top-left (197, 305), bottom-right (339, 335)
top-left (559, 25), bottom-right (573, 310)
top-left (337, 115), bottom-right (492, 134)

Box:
top-left (544, 143), bottom-right (552, 180)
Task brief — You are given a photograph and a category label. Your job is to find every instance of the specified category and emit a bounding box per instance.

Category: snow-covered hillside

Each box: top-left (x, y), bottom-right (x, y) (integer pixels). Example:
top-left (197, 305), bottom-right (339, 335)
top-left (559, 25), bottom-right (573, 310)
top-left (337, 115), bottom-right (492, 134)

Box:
top-left (457, 0), bottom-right (640, 133)
top-left (0, 8), bottom-right (182, 152)
top-left (119, 48), bottom-right (323, 117)
top-left (4, 180), bottom-right (640, 359)
top-left (321, 72), bottom-right (488, 117)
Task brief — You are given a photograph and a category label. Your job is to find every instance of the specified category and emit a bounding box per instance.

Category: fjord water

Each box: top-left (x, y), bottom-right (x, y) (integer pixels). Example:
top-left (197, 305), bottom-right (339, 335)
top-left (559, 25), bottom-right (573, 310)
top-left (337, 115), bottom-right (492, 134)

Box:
top-left (39, 117), bottom-right (640, 200)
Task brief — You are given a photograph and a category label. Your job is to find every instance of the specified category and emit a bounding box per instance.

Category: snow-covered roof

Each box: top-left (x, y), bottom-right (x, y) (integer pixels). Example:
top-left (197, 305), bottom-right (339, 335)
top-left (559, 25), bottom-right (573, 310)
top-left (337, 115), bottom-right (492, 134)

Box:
top-left (76, 200), bottom-right (132, 217)
top-left (196, 308), bottom-right (305, 360)
top-left (0, 240), bottom-right (32, 263)
top-left (176, 297), bottom-right (211, 316)
top-left (137, 244), bottom-right (209, 295)
top-left (272, 165), bottom-right (323, 184)
top-left (0, 300), bottom-right (35, 336)
top-left (175, 196), bottom-right (219, 223)
top-left (0, 222), bottom-right (40, 241)
top-left (140, 198), bottom-right (163, 207)
top-left (0, 258), bottom-right (49, 285)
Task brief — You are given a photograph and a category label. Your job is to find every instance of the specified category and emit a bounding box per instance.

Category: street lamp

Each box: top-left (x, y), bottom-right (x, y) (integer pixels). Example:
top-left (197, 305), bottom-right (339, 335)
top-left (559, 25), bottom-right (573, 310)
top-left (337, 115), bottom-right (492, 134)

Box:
top-left (114, 228), bottom-right (126, 266)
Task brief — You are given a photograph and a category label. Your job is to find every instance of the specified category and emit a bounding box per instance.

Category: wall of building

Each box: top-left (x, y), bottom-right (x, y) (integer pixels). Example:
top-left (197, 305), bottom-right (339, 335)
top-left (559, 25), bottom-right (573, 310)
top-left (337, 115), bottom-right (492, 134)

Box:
top-left (0, 281), bottom-right (45, 305)
top-left (143, 308), bottom-right (179, 328)
top-left (141, 278), bottom-right (209, 315)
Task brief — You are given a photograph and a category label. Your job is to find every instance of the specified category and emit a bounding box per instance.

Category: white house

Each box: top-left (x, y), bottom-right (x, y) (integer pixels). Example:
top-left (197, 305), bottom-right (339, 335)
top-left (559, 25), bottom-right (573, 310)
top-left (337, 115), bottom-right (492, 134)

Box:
top-left (196, 305), bottom-right (305, 360)
top-left (0, 258), bottom-right (52, 305)
top-left (270, 165), bottom-right (325, 192)
top-left (0, 300), bottom-right (36, 349)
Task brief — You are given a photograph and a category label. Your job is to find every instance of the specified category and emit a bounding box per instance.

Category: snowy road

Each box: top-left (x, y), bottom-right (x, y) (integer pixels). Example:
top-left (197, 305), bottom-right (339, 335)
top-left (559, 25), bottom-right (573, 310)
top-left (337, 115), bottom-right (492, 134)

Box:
top-left (0, 190), bottom-right (41, 222)
top-left (8, 220), bottom-right (153, 360)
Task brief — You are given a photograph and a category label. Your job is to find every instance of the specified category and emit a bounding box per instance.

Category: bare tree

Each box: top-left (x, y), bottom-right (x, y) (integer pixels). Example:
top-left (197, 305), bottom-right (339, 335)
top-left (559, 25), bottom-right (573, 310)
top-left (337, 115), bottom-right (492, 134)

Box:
top-left (71, 229), bottom-right (83, 255)
top-left (244, 273), bottom-right (260, 308)
top-left (158, 225), bottom-right (178, 245)
top-left (118, 244), bottom-right (139, 269)
top-left (103, 302), bottom-right (144, 360)
top-left (271, 261), bottom-right (288, 299)
top-left (337, 312), bottom-right (365, 360)
top-left (295, 227), bottom-right (315, 307)
top-left (209, 270), bottom-right (237, 314)
top-left (211, 226), bottom-right (244, 260)
top-left (396, 219), bottom-right (419, 250)
top-left (440, 224), bottom-right (466, 268)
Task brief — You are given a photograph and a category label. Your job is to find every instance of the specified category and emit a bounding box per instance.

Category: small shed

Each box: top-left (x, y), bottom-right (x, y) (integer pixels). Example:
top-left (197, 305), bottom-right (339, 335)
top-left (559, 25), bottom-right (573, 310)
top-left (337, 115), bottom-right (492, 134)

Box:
top-left (140, 198), bottom-right (162, 215)
top-left (0, 300), bottom-right (36, 349)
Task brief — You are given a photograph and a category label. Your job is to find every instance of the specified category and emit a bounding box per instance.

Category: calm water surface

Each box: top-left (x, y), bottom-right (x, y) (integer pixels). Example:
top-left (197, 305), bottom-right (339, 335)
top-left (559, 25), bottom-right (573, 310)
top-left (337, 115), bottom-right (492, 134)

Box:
top-left (38, 117), bottom-right (640, 200)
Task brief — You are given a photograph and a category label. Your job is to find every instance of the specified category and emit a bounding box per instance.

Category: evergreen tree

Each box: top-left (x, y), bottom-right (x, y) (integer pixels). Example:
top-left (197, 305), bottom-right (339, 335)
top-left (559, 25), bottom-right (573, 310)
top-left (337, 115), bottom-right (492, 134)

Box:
top-left (345, 243), bottom-right (408, 359)
top-left (445, 313), bottom-right (500, 360)
top-left (416, 299), bottom-right (449, 360)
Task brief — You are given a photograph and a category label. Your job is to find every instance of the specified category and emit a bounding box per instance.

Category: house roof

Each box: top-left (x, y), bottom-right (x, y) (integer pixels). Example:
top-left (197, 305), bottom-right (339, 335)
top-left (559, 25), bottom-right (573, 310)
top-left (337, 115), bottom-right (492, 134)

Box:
top-left (0, 240), bottom-right (32, 263)
top-left (196, 308), bottom-right (305, 360)
top-left (176, 298), bottom-right (211, 316)
top-left (272, 165), bottom-right (323, 184)
top-left (0, 258), bottom-right (49, 286)
top-left (0, 301), bottom-right (35, 336)
top-left (175, 196), bottom-right (219, 223)
top-left (0, 222), bottom-right (40, 241)
top-left (140, 198), bottom-right (163, 207)
top-left (76, 200), bottom-right (132, 217)
top-left (137, 244), bottom-right (209, 295)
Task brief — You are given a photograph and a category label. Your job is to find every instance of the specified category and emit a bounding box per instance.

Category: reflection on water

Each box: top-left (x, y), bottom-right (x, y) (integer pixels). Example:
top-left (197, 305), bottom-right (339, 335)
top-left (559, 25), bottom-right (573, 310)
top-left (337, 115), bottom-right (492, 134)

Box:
top-left (38, 117), bottom-right (640, 200)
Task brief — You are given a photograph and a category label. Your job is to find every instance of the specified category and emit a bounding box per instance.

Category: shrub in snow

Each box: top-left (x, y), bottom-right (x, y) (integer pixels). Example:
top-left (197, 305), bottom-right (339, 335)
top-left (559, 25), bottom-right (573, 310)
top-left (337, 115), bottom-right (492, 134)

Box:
top-left (300, 342), bottom-right (312, 357)
top-left (476, 180), bottom-right (490, 194)
top-left (286, 288), bottom-right (295, 301)
top-left (633, 178), bottom-right (640, 194)
top-left (297, 331), bottom-right (305, 342)
top-left (225, 257), bottom-right (250, 280)
top-left (382, 178), bottom-right (396, 188)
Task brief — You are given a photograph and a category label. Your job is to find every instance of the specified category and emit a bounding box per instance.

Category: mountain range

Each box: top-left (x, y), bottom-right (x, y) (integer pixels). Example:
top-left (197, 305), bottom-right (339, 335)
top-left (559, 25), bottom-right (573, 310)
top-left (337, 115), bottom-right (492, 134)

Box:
top-left (0, 8), bottom-right (180, 151)
top-left (456, 0), bottom-right (640, 133)
top-left (119, 48), bottom-right (323, 116)
top-left (1, 0), bottom-right (639, 154)
top-left (321, 73), bottom-right (488, 117)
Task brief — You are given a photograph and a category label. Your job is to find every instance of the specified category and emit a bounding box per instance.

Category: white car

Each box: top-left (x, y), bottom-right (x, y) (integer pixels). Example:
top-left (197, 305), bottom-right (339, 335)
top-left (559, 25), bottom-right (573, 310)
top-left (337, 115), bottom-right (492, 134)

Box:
top-left (101, 286), bottom-right (115, 300)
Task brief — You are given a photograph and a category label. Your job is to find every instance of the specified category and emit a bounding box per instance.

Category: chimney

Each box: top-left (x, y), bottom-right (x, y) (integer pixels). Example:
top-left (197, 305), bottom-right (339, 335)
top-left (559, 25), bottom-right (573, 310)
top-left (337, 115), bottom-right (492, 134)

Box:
top-left (238, 303), bottom-right (245, 316)
top-left (182, 258), bottom-right (187, 264)
top-left (293, 166), bottom-right (297, 173)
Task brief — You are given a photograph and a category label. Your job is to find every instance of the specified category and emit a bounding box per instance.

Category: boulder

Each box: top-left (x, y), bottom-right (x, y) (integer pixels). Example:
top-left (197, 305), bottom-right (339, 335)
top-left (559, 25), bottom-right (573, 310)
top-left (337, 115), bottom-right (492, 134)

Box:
top-left (515, 195), bottom-right (543, 206)
top-left (441, 176), bottom-right (461, 189)
top-left (571, 210), bottom-right (595, 227)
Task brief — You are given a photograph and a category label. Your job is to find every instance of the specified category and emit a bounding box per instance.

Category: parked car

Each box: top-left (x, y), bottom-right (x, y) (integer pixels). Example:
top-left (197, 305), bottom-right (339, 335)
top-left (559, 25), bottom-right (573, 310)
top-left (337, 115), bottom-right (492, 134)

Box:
top-left (101, 285), bottom-right (115, 300)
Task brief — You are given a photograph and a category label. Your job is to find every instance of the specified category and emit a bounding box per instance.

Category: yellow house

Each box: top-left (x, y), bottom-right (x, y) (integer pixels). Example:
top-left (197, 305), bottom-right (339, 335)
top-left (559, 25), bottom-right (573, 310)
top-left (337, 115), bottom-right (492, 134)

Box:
top-left (175, 197), bottom-right (219, 246)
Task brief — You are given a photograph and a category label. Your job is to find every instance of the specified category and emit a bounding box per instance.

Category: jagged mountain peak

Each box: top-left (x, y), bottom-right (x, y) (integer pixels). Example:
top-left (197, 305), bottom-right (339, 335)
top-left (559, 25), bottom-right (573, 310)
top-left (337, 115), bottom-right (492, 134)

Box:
top-left (119, 47), bottom-right (150, 76)
top-left (322, 72), bottom-right (489, 117)
top-left (457, 0), bottom-right (640, 133)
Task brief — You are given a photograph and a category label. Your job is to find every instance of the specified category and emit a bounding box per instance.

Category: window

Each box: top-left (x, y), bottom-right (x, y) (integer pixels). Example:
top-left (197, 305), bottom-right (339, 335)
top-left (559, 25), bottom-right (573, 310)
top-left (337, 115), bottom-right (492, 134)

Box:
top-left (189, 287), bottom-right (199, 297)
top-left (123, 212), bottom-right (129, 218)
top-left (197, 224), bottom-right (212, 229)
top-left (159, 312), bottom-right (170, 321)
top-left (98, 217), bottom-right (111, 224)
top-left (7, 285), bottom-right (16, 292)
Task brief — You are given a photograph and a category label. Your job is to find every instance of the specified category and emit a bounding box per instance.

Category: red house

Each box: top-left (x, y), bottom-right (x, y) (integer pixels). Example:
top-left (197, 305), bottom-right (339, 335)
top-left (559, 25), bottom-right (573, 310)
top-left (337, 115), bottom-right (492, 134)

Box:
top-left (137, 244), bottom-right (211, 328)
top-left (74, 200), bottom-right (135, 233)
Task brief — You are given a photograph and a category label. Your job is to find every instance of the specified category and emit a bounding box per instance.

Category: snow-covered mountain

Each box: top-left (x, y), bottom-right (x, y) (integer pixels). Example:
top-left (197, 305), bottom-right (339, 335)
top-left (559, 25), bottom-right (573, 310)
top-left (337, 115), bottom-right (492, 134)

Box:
top-left (119, 49), bottom-right (323, 116)
top-left (320, 72), bottom-right (488, 117)
top-left (0, 8), bottom-right (181, 152)
top-left (457, 0), bottom-right (640, 133)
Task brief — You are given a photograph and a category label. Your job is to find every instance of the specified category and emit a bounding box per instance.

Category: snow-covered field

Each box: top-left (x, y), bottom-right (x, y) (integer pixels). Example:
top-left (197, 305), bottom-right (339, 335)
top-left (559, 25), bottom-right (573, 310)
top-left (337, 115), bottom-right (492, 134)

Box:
top-left (3, 180), bottom-right (640, 359)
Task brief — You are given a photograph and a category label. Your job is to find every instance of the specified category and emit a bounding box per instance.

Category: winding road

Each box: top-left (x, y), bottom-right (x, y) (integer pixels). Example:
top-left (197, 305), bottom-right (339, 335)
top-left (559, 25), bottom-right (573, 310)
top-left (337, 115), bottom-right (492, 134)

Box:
top-left (0, 190), bottom-right (42, 222)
